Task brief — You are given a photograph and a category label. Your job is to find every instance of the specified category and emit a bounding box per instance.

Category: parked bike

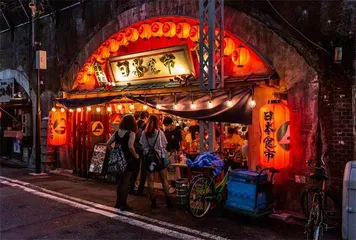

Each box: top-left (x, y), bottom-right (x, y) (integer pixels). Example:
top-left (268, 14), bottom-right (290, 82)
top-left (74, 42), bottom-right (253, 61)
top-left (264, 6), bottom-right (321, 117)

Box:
top-left (301, 149), bottom-right (341, 240)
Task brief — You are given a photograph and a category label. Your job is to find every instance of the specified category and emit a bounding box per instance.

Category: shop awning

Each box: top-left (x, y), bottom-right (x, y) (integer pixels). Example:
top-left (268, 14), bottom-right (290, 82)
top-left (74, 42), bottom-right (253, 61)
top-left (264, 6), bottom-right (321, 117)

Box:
top-left (56, 95), bottom-right (120, 108)
top-left (129, 87), bottom-right (253, 124)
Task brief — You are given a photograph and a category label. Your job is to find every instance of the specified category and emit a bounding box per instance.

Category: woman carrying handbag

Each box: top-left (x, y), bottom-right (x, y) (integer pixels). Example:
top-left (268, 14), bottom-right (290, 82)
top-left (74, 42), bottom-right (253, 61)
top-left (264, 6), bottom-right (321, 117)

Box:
top-left (139, 115), bottom-right (173, 208)
top-left (106, 115), bottom-right (140, 211)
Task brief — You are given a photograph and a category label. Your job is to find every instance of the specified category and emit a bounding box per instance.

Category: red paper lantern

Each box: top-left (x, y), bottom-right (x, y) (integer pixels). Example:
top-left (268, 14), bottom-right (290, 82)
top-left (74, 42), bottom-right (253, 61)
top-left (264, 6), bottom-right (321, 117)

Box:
top-left (47, 111), bottom-right (67, 146)
top-left (100, 47), bottom-right (110, 60)
top-left (232, 45), bottom-right (250, 67)
top-left (125, 27), bottom-right (139, 42)
top-left (259, 100), bottom-right (290, 169)
top-left (176, 22), bottom-right (190, 39)
top-left (162, 21), bottom-right (176, 38)
top-left (138, 24), bottom-right (151, 39)
top-left (117, 32), bottom-right (128, 46)
top-left (151, 22), bottom-right (163, 37)
top-left (109, 38), bottom-right (120, 53)
top-left (83, 63), bottom-right (94, 76)
top-left (223, 37), bottom-right (235, 56)
top-left (189, 25), bottom-right (199, 42)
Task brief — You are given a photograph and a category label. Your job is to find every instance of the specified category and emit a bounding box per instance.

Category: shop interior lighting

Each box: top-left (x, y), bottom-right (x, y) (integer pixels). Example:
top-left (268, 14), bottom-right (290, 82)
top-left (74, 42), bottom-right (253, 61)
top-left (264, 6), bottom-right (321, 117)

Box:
top-left (96, 107), bottom-right (101, 113)
top-left (77, 108), bottom-right (82, 112)
top-left (60, 108), bottom-right (65, 113)
top-left (143, 104), bottom-right (149, 110)
top-left (249, 87), bottom-right (256, 108)
top-left (51, 107), bottom-right (56, 112)
top-left (87, 106), bottom-right (92, 111)
top-left (69, 109), bottom-right (74, 113)
top-left (226, 90), bottom-right (233, 107)
top-left (129, 103), bottom-right (135, 110)
top-left (117, 104), bottom-right (123, 110)
top-left (111, 82), bottom-right (116, 87)
top-left (173, 94), bottom-right (178, 110)
top-left (107, 106), bottom-right (112, 112)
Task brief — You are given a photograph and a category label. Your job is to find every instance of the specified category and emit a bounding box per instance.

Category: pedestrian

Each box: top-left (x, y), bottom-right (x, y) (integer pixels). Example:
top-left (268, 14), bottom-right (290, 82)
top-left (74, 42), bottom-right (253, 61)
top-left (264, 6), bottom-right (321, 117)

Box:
top-left (129, 111), bottom-right (149, 196)
top-left (140, 115), bottom-right (173, 208)
top-left (106, 115), bottom-right (140, 211)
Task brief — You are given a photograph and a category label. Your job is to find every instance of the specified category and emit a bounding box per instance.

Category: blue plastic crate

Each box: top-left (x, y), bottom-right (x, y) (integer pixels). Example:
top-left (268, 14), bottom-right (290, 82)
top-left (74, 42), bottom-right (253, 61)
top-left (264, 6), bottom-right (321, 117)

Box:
top-left (226, 181), bottom-right (267, 212)
top-left (229, 169), bottom-right (268, 184)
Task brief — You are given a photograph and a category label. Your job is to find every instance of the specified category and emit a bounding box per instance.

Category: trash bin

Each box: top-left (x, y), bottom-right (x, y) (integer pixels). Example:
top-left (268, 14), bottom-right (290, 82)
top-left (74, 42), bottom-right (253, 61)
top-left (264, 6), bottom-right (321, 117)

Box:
top-left (176, 178), bottom-right (189, 206)
top-left (342, 161), bottom-right (356, 240)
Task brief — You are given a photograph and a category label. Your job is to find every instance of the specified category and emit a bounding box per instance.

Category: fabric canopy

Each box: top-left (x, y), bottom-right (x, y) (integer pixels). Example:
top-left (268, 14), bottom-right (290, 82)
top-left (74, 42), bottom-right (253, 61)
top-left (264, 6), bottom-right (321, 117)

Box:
top-left (56, 95), bottom-right (119, 108)
top-left (130, 87), bottom-right (253, 124)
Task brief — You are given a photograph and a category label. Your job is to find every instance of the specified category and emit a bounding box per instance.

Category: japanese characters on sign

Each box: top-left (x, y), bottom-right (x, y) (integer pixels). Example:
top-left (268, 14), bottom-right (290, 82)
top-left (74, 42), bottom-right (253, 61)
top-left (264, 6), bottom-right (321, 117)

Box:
top-left (108, 45), bottom-right (194, 85)
top-left (93, 62), bottom-right (109, 86)
top-left (263, 111), bottom-right (276, 162)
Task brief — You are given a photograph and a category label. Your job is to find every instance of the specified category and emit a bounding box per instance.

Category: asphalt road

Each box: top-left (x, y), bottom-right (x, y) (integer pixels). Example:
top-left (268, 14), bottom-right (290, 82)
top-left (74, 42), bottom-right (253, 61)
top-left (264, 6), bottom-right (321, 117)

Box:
top-left (0, 167), bottom-right (341, 240)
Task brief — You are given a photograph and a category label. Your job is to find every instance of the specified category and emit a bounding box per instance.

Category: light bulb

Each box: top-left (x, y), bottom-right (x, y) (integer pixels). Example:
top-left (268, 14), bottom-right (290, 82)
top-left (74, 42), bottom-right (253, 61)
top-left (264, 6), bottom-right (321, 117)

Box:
top-left (51, 107), bottom-right (56, 112)
top-left (107, 82), bottom-right (112, 86)
top-left (107, 106), bottom-right (112, 112)
top-left (173, 104), bottom-right (178, 110)
top-left (249, 99), bottom-right (256, 108)
top-left (60, 108), bottom-right (65, 113)
top-left (87, 106), bottom-right (91, 111)
top-left (226, 100), bottom-right (233, 107)
top-left (77, 108), bottom-right (82, 112)
top-left (190, 102), bottom-right (197, 109)
top-left (143, 104), bottom-right (148, 110)
top-left (96, 107), bottom-right (101, 113)
top-left (69, 109), bottom-right (74, 113)
top-left (117, 104), bottom-right (123, 110)
top-left (129, 104), bottom-right (135, 110)
top-left (208, 101), bottom-right (213, 108)
top-left (111, 82), bottom-right (116, 87)
top-left (156, 104), bottom-right (162, 109)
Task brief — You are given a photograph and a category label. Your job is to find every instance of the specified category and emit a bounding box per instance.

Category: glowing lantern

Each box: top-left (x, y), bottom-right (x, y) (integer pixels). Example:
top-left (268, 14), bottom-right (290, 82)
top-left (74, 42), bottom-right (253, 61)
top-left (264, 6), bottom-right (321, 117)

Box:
top-left (100, 47), bottom-right (110, 60)
top-left (91, 53), bottom-right (103, 63)
top-left (259, 100), bottom-right (290, 169)
top-left (47, 110), bottom-right (67, 146)
top-left (232, 45), bottom-right (250, 67)
top-left (83, 63), bottom-right (94, 76)
top-left (151, 22), bottom-right (163, 37)
top-left (223, 37), bottom-right (235, 56)
top-left (125, 27), bottom-right (139, 42)
top-left (138, 24), bottom-right (152, 39)
top-left (109, 38), bottom-right (120, 53)
top-left (162, 21), bottom-right (176, 38)
top-left (176, 22), bottom-right (190, 39)
top-left (117, 32), bottom-right (128, 46)
top-left (189, 25), bottom-right (199, 42)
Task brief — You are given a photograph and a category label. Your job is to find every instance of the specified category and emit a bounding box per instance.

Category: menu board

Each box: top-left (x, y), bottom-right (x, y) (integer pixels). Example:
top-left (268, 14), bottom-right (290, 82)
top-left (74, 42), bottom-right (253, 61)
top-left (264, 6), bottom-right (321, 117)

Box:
top-left (89, 144), bottom-right (108, 173)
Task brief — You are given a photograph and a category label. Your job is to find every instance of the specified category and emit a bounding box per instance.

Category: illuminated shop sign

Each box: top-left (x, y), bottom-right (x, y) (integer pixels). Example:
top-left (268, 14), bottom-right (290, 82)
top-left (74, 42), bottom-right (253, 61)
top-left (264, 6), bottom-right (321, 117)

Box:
top-left (93, 62), bottom-right (109, 86)
top-left (0, 79), bottom-right (14, 103)
top-left (108, 45), bottom-right (194, 85)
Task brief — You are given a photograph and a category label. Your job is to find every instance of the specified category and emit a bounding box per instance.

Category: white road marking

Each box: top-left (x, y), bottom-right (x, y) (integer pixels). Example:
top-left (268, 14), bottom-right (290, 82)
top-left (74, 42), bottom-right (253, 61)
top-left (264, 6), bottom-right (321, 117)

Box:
top-left (0, 176), bottom-right (228, 240)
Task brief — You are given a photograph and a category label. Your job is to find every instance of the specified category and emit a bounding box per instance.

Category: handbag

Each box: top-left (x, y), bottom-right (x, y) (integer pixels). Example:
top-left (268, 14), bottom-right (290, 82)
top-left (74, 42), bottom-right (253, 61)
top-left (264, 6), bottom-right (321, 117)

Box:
top-left (144, 131), bottom-right (166, 172)
top-left (107, 132), bottom-right (129, 175)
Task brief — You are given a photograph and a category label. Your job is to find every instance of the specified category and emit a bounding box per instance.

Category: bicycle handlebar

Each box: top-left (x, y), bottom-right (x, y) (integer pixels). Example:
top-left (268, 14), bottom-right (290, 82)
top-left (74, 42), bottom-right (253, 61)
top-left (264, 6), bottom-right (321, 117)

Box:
top-left (306, 148), bottom-right (332, 172)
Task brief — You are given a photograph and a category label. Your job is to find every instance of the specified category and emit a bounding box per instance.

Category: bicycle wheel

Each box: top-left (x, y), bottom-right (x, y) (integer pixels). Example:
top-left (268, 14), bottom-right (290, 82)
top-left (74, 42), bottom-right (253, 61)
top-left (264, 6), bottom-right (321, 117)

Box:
top-left (313, 224), bottom-right (324, 240)
top-left (188, 175), bottom-right (214, 218)
top-left (305, 193), bottom-right (322, 239)
top-left (301, 189), bottom-right (341, 229)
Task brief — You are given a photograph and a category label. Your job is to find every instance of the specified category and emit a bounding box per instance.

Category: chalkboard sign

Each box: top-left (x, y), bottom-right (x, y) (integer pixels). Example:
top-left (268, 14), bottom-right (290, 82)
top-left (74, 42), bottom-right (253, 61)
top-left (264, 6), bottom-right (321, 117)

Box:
top-left (89, 143), bottom-right (108, 173)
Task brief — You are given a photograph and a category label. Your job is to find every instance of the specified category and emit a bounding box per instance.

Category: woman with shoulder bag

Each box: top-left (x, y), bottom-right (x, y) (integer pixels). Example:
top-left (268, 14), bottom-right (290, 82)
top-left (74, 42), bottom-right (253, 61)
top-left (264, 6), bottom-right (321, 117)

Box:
top-left (106, 115), bottom-right (140, 211)
top-left (139, 115), bottom-right (173, 208)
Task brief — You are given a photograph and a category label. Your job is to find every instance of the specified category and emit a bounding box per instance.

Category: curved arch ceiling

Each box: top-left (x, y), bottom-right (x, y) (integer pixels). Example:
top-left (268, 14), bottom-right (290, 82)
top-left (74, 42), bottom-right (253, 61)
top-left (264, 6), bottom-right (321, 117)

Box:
top-left (73, 16), bottom-right (274, 91)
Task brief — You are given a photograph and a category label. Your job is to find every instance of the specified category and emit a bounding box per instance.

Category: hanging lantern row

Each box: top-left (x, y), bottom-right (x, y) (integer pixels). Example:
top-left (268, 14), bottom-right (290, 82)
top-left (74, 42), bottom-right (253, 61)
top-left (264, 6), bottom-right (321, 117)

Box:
top-left (77, 20), bottom-right (251, 84)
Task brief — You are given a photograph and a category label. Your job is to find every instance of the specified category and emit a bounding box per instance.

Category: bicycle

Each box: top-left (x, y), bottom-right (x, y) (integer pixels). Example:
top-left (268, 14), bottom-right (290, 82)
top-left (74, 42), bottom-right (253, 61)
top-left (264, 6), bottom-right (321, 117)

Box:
top-left (188, 152), bottom-right (279, 218)
top-left (301, 149), bottom-right (341, 240)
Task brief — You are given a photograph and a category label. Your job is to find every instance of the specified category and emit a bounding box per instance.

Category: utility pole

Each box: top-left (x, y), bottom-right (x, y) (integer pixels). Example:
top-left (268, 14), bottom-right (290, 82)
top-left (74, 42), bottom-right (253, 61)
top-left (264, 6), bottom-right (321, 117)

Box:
top-left (29, 0), bottom-right (41, 173)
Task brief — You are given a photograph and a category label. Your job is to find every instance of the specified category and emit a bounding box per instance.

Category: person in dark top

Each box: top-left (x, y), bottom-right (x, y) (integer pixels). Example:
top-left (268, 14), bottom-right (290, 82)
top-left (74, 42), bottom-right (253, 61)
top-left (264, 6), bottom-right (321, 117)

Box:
top-left (106, 115), bottom-right (139, 211)
top-left (129, 111), bottom-right (149, 196)
top-left (163, 117), bottom-right (182, 152)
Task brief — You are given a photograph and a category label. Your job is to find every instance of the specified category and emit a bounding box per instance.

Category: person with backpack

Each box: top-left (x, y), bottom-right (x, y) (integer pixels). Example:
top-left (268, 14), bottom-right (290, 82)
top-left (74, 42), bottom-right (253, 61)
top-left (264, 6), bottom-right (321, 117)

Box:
top-left (106, 115), bottom-right (140, 211)
top-left (139, 115), bottom-right (173, 208)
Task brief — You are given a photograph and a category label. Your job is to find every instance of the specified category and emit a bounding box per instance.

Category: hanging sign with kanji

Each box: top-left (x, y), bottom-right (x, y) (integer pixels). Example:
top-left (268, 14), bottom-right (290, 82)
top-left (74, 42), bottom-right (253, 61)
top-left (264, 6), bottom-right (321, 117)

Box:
top-left (259, 100), bottom-right (290, 169)
top-left (108, 45), bottom-right (194, 85)
top-left (93, 62), bottom-right (109, 86)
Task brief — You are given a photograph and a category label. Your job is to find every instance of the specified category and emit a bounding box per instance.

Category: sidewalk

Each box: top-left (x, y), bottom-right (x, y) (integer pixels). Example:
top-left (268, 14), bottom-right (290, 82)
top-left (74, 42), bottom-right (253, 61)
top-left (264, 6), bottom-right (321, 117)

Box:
top-left (0, 157), bottom-right (29, 169)
top-left (0, 166), bottom-right (341, 240)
